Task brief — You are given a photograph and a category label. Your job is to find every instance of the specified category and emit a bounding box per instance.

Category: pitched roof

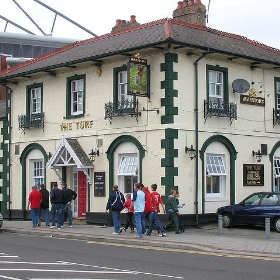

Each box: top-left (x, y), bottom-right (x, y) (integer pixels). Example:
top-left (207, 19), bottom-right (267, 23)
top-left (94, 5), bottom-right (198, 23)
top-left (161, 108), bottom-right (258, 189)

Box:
top-left (1, 18), bottom-right (280, 80)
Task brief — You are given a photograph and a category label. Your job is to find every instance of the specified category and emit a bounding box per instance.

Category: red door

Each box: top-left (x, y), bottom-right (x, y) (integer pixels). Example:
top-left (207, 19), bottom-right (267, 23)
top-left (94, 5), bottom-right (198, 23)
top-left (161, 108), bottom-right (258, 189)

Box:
top-left (78, 171), bottom-right (87, 217)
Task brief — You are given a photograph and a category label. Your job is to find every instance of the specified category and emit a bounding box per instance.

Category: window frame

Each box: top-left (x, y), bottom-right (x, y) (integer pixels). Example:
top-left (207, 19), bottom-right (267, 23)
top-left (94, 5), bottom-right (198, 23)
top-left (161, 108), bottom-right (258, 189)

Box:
top-left (66, 74), bottom-right (86, 118)
top-left (26, 83), bottom-right (43, 115)
top-left (274, 77), bottom-right (280, 115)
top-left (32, 159), bottom-right (44, 187)
top-left (117, 154), bottom-right (138, 194)
top-left (206, 154), bottom-right (226, 197)
top-left (113, 65), bottom-right (135, 108)
top-left (206, 65), bottom-right (228, 106)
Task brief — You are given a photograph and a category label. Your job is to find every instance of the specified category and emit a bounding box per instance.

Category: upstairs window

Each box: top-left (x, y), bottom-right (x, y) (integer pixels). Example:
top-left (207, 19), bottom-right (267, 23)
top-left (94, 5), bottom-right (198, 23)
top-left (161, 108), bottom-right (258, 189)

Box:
top-left (66, 74), bottom-right (86, 118)
top-left (206, 65), bottom-right (228, 108)
top-left (26, 83), bottom-right (43, 115)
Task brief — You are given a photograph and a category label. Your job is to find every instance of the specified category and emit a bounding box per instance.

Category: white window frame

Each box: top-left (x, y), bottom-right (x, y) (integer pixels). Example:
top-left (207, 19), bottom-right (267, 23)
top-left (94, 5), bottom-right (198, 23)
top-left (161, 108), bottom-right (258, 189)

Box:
top-left (71, 79), bottom-right (84, 115)
top-left (118, 70), bottom-right (133, 107)
top-left (30, 87), bottom-right (41, 114)
top-left (206, 155), bottom-right (226, 197)
top-left (209, 70), bottom-right (224, 102)
top-left (32, 159), bottom-right (44, 187)
top-left (274, 158), bottom-right (280, 178)
top-left (276, 80), bottom-right (280, 112)
top-left (118, 155), bottom-right (138, 194)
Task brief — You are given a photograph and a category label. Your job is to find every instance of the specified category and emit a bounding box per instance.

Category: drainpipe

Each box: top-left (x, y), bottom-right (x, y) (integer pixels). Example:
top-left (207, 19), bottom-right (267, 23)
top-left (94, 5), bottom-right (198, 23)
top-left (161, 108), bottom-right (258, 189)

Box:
top-left (193, 49), bottom-right (210, 228)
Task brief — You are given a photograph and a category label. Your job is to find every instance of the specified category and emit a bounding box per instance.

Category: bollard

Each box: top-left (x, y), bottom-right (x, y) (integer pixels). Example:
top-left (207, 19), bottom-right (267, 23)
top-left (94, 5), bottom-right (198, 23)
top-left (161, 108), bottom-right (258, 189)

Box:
top-left (265, 217), bottom-right (270, 239)
top-left (218, 215), bottom-right (223, 235)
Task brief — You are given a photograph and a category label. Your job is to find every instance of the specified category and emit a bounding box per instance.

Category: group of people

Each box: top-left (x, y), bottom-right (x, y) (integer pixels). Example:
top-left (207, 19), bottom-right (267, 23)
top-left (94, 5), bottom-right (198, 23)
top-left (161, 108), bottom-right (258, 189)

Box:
top-left (106, 183), bottom-right (185, 238)
top-left (26, 182), bottom-right (77, 229)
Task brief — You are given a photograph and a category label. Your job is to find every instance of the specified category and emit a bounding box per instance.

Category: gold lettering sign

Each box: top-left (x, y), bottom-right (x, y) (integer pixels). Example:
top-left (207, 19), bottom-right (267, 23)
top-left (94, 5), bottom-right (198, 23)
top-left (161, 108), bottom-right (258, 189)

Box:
top-left (240, 94), bottom-right (265, 107)
top-left (60, 120), bottom-right (93, 131)
top-left (243, 164), bottom-right (264, 186)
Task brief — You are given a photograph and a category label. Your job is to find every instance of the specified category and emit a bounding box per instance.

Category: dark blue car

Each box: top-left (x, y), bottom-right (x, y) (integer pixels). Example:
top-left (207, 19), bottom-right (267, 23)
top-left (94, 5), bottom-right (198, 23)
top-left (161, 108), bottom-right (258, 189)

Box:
top-left (216, 192), bottom-right (280, 232)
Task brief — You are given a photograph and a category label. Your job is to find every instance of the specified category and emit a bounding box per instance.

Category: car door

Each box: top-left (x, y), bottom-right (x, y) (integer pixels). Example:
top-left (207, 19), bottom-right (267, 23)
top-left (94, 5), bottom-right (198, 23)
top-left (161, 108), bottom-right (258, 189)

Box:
top-left (233, 193), bottom-right (264, 225)
top-left (253, 193), bottom-right (279, 226)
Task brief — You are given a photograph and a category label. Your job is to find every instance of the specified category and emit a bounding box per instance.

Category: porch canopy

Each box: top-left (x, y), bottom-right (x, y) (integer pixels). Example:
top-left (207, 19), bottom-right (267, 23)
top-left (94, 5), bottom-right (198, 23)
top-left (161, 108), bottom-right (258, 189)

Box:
top-left (46, 136), bottom-right (93, 182)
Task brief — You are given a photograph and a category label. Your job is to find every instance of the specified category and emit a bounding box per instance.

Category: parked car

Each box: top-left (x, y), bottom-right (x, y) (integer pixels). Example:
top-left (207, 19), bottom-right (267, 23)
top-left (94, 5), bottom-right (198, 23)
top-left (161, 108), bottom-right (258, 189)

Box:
top-left (0, 212), bottom-right (3, 228)
top-left (217, 192), bottom-right (280, 232)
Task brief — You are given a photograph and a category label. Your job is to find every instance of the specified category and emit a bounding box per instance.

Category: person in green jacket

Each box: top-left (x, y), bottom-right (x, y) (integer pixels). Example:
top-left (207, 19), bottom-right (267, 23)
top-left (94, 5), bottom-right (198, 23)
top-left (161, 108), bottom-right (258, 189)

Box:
top-left (165, 189), bottom-right (181, 234)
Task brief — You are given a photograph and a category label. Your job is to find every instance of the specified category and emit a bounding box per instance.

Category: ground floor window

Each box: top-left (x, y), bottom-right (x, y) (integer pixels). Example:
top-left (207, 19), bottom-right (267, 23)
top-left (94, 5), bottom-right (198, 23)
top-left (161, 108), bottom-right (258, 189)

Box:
top-left (118, 155), bottom-right (138, 193)
top-left (274, 158), bottom-right (280, 191)
top-left (32, 160), bottom-right (44, 186)
top-left (206, 154), bottom-right (226, 197)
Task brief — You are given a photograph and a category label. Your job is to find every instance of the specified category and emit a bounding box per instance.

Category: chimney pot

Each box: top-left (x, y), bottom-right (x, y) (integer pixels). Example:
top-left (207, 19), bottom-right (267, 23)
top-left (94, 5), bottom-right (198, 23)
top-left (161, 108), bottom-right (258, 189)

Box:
top-left (130, 15), bottom-right (136, 22)
top-left (177, 1), bottom-right (183, 8)
top-left (116, 19), bottom-right (122, 26)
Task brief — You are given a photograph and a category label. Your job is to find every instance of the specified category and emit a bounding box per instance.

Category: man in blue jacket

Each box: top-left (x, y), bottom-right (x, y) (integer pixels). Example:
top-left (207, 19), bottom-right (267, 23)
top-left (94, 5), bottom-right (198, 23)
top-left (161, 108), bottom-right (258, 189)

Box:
top-left (106, 185), bottom-right (125, 235)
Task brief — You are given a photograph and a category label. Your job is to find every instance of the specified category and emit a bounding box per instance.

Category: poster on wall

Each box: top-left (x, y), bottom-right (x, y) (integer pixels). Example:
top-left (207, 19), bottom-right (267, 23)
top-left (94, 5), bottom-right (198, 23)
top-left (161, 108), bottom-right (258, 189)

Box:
top-left (243, 164), bottom-right (264, 186)
top-left (94, 172), bottom-right (105, 197)
top-left (127, 56), bottom-right (150, 97)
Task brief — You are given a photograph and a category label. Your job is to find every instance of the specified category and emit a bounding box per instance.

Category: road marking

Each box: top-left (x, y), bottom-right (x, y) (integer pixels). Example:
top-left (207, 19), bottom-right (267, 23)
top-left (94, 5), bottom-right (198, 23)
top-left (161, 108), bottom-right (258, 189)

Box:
top-left (0, 275), bottom-right (23, 280)
top-left (86, 240), bottom-right (280, 262)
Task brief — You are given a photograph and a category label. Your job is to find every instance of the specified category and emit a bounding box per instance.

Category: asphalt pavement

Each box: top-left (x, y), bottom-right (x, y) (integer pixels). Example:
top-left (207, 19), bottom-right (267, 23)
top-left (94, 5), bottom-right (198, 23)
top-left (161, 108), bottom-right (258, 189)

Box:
top-left (1, 220), bottom-right (280, 258)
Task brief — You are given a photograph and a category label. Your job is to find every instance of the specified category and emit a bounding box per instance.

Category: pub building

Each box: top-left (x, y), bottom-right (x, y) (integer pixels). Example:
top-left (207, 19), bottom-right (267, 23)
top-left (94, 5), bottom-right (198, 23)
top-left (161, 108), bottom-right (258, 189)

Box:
top-left (1, 0), bottom-right (280, 226)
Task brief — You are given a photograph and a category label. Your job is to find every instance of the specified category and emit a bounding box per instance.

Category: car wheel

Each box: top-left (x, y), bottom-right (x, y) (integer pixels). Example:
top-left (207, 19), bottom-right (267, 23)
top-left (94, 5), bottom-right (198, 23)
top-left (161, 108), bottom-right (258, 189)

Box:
top-left (222, 213), bottom-right (233, 228)
top-left (274, 218), bottom-right (280, 233)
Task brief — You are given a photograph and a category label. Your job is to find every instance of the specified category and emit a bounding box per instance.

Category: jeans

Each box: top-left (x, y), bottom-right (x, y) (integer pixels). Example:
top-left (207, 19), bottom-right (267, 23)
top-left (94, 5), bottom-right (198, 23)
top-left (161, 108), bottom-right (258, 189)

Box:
top-left (62, 203), bottom-right (73, 226)
top-left (134, 212), bottom-right (145, 237)
top-left (39, 208), bottom-right (50, 226)
top-left (31, 208), bottom-right (40, 228)
top-left (165, 212), bottom-right (180, 232)
top-left (111, 211), bottom-right (121, 233)
top-left (147, 211), bottom-right (166, 235)
top-left (51, 204), bottom-right (63, 228)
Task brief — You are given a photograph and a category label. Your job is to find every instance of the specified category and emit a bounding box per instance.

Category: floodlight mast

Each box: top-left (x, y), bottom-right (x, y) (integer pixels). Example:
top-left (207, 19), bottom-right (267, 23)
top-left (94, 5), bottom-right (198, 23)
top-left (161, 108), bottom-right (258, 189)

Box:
top-left (34, 0), bottom-right (97, 37)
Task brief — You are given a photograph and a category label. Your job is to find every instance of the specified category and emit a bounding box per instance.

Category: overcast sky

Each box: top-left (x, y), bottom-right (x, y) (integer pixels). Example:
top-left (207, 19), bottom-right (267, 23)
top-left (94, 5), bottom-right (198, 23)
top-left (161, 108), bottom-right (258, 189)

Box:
top-left (0, 0), bottom-right (279, 49)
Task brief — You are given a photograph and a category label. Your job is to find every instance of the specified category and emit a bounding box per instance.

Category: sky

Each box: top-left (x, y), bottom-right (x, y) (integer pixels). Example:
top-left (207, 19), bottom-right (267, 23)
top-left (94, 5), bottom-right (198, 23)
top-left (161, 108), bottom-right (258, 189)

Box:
top-left (0, 0), bottom-right (279, 49)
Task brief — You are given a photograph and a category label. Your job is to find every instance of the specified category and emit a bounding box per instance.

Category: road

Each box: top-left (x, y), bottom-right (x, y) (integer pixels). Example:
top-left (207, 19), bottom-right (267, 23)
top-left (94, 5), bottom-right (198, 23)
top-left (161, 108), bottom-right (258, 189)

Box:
top-left (0, 231), bottom-right (279, 280)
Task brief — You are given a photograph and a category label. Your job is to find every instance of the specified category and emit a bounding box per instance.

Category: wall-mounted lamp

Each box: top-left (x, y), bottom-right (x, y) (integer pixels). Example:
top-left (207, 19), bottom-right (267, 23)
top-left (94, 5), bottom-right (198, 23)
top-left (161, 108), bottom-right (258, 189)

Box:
top-left (89, 148), bottom-right (99, 162)
top-left (185, 145), bottom-right (196, 160)
top-left (252, 149), bottom-right (262, 162)
top-left (93, 62), bottom-right (102, 77)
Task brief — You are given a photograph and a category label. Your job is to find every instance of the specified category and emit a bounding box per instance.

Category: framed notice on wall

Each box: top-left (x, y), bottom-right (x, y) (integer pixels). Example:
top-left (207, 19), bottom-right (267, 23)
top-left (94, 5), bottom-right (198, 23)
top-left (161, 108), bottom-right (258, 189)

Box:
top-left (243, 164), bottom-right (264, 186)
top-left (94, 172), bottom-right (105, 197)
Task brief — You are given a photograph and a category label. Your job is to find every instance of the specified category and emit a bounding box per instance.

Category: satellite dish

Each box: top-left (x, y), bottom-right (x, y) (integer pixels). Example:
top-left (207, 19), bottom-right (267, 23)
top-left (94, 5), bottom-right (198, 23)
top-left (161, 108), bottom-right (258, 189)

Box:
top-left (232, 79), bottom-right (250, 93)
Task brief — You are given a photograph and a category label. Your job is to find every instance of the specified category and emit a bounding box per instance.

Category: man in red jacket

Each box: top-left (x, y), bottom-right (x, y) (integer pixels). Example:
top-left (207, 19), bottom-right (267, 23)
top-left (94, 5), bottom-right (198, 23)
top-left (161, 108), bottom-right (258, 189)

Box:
top-left (27, 185), bottom-right (42, 229)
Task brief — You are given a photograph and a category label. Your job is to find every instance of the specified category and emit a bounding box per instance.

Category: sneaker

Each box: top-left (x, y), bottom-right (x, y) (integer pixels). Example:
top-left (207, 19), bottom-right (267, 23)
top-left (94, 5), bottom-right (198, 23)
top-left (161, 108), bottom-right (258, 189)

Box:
top-left (175, 231), bottom-right (181, 234)
top-left (57, 227), bottom-right (61, 229)
top-left (159, 232), bottom-right (167, 237)
top-left (50, 226), bottom-right (55, 229)
top-left (69, 225), bottom-right (73, 228)
top-left (135, 235), bottom-right (143, 239)
top-left (112, 232), bottom-right (119, 235)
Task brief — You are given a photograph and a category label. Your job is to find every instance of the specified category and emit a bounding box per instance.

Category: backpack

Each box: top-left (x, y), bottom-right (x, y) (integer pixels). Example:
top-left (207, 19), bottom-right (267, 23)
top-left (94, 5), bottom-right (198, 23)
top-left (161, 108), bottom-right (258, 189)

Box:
top-left (72, 190), bottom-right (77, 200)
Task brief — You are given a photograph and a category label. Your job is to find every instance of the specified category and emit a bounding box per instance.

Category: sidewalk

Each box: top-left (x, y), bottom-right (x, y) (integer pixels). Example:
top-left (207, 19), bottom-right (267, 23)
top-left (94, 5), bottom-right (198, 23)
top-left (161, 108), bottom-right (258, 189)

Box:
top-left (1, 220), bottom-right (280, 258)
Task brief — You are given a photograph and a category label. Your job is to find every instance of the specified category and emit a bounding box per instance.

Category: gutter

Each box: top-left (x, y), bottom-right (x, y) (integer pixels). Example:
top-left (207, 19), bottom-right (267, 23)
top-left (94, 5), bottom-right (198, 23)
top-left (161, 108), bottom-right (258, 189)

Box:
top-left (193, 49), bottom-right (210, 228)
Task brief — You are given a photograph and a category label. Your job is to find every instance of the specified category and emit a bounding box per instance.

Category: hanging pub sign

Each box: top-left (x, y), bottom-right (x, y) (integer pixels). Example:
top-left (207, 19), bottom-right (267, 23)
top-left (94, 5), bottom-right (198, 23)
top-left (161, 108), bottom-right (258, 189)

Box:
top-left (127, 54), bottom-right (150, 97)
top-left (243, 164), bottom-right (264, 186)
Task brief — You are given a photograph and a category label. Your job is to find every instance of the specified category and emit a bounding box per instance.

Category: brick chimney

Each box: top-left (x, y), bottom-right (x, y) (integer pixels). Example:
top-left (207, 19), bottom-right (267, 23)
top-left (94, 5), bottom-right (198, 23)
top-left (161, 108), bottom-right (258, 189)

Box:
top-left (111, 15), bottom-right (140, 32)
top-left (173, 0), bottom-right (207, 26)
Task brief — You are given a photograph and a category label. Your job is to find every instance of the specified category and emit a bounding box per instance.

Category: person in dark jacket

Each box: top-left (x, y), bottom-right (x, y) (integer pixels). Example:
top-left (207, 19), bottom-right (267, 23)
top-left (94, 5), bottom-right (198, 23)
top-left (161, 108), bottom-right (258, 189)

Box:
top-left (50, 183), bottom-right (63, 229)
top-left (106, 185), bottom-right (125, 235)
top-left (165, 189), bottom-right (181, 234)
top-left (61, 183), bottom-right (75, 228)
top-left (39, 184), bottom-right (50, 226)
